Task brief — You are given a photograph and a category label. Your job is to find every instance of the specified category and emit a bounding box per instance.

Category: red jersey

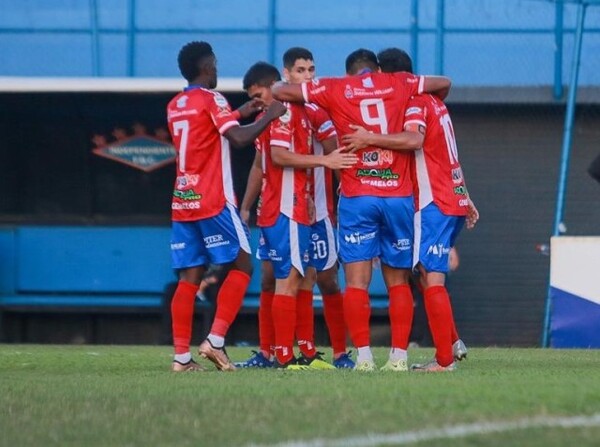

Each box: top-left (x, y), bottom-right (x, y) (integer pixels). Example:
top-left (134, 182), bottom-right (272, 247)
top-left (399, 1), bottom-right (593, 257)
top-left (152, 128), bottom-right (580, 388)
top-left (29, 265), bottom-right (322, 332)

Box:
top-left (304, 103), bottom-right (337, 223)
top-left (256, 103), bottom-right (314, 227)
top-left (301, 72), bottom-right (424, 198)
top-left (404, 94), bottom-right (468, 216)
top-left (167, 86), bottom-right (240, 221)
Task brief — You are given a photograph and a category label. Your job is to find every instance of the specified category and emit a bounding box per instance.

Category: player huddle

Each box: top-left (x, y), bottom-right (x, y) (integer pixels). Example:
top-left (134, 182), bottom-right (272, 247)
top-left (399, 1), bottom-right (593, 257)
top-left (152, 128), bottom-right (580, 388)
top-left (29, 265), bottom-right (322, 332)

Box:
top-left (166, 41), bottom-right (479, 373)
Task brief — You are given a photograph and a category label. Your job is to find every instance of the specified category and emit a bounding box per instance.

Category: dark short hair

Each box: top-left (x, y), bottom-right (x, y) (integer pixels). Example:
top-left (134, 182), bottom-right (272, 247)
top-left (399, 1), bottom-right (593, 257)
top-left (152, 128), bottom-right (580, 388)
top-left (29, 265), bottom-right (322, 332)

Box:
top-left (243, 62), bottom-right (281, 90)
top-left (177, 41), bottom-right (214, 82)
top-left (377, 47), bottom-right (413, 74)
top-left (283, 47), bottom-right (314, 69)
top-left (345, 48), bottom-right (378, 74)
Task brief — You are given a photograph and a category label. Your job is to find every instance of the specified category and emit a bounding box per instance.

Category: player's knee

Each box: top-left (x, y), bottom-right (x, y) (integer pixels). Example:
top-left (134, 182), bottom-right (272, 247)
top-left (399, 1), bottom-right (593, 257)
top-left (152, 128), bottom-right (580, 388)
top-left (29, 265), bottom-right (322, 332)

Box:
top-left (316, 273), bottom-right (339, 295)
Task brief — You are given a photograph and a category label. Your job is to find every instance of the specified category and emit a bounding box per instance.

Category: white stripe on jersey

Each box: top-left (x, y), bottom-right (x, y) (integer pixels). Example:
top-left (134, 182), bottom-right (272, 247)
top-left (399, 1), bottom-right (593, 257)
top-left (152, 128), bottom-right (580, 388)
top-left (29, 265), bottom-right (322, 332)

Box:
top-left (414, 149), bottom-right (433, 211)
top-left (220, 135), bottom-right (236, 206)
top-left (226, 202), bottom-right (251, 254)
top-left (413, 209), bottom-right (422, 269)
top-left (323, 216), bottom-right (337, 270)
top-left (280, 140), bottom-right (295, 219)
top-left (289, 219), bottom-right (305, 276)
top-left (312, 138), bottom-right (329, 222)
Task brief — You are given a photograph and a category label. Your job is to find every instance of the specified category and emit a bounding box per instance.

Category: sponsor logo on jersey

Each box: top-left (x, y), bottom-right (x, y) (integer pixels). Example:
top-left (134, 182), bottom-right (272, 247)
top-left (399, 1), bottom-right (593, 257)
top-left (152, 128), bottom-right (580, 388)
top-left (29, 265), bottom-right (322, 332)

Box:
top-left (458, 198), bottom-right (469, 207)
top-left (344, 231), bottom-right (376, 244)
top-left (318, 120), bottom-right (333, 134)
top-left (362, 77), bottom-right (374, 88)
top-left (451, 167), bottom-right (463, 184)
top-left (173, 189), bottom-right (202, 201)
top-left (405, 106), bottom-right (422, 116)
top-left (392, 239), bottom-right (411, 251)
top-left (453, 185), bottom-right (467, 195)
top-left (279, 109), bottom-right (292, 124)
top-left (361, 150), bottom-right (394, 167)
top-left (176, 96), bottom-right (188, 108)
top-left (203, 234), bottom-right (230, 249)
top-left (176, 173), bottom-right (199, 190)
top-left (171, 201), bottom-right (200, 210)
top-left (213, 92), bottom-right (229, 108)
top-left (427, 243), bottom-right (451, 257)
top-left (356, 168), bottom-right (399, 180)
top-left (344, 85), bottom-right (353, 98)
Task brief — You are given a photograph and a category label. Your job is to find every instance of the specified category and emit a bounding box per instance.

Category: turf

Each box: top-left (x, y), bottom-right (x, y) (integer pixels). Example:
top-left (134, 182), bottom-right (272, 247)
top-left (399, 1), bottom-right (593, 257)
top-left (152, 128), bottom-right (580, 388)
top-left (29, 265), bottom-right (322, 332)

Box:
top-left (1, 345), bottom-right (599, 446)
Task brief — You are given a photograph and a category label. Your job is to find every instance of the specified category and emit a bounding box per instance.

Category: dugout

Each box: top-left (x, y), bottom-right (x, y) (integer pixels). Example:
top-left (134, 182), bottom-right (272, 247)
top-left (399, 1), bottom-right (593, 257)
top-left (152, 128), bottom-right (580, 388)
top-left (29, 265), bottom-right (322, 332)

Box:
top-left (1, 79), bottom-right (600, 346)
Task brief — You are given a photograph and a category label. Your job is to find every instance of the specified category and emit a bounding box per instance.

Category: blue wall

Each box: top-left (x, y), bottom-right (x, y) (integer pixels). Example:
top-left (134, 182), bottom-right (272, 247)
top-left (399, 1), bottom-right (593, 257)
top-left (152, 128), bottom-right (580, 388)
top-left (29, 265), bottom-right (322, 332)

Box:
top-left (1, 0), bottom-right (599, 86)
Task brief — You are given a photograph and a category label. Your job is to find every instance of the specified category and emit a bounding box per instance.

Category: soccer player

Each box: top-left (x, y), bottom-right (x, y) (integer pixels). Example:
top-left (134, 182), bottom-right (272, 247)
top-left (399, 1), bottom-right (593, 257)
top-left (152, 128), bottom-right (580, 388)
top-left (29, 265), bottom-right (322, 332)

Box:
top-left (272, 48), bottom-right (451, 371)
top-left (238, 48), bottom-right (355, 369)
top-left (342, 47), bottom-right (479, 371)
top-left (167, 41), bottom-right (286, 372)
top-left (239, 62), bottom-right (357, 369)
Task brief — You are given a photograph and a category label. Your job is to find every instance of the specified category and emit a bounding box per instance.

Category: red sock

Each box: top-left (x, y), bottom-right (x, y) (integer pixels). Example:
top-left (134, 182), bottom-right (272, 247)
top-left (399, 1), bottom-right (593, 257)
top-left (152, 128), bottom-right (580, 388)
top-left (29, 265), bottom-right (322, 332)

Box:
top-left (450, 311), bottom-right (460, 344)
top-left (322, 292), bottom-right (346, 356)
top-left (258, 291), bottom-right (275, 357)
top-left (343, 287), bottom-right (370, 348)
top-left (424, 285), bottom-right (454, 367)
top-left (296, 289), bottom-right (315, 358)
top-left (210, 270), bottom-right (251, 337)
top-left (171, 280), bottom-right (199, 354)
top-left (272, 294), bottom-right (296, 364)
top-left (389, 284), bottom-right (414, 350)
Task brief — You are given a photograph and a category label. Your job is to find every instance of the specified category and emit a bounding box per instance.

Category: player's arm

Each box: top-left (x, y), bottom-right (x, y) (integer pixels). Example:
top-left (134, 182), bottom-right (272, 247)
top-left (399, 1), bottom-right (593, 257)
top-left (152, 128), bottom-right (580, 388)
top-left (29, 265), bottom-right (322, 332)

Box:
top-left (224, 100), bottom-right (287, 148)
top-left (271, 81), bottom-right (305, 103)
top-left (341, 124), bottom-right (424, 153)
top-left (240, 151), bottom-right (262, 224)
top-left (233, 98), bottom-right (265, 120)
top-left (421, 76), bottom-right (451, 100)
top-left (271, 146), bottom-right (357, 170)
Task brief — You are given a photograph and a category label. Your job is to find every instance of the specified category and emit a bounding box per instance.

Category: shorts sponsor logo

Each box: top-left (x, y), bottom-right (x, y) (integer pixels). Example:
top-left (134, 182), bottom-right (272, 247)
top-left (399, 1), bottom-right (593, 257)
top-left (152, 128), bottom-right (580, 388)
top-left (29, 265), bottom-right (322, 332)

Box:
top-left (344, 231), bottom-right (376, 244)
top-left (171, 201), bottom-right (200, 210)
top-left (268, 249), bottom-right (282, 262)
top-left (427, 243), bottom-right (451, 257)
top-left (204, 234), bottom-right (230, 248)
top-left (393, 238), bottom-right (411, 251)
top-left (171, 242), bottom-right (186, 250)
top-left (361, 150), bottom-right (393, 167)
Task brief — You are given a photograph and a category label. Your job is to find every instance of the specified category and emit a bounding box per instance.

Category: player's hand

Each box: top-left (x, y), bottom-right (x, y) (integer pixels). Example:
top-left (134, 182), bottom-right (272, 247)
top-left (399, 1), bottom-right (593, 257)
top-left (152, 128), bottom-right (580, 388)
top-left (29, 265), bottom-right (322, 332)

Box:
top-left (465, 197), bottom-right (479, 229)
top-left (324, 149), bottom-right (359, 170)
top-left (341, 124), bottom-right (373, 153)
top-left (265, 100), bottom-right (287, 119)
top-left (236, 98), bottom-right (265, 119)
top-left (240, 208), bottom-right (251, 225)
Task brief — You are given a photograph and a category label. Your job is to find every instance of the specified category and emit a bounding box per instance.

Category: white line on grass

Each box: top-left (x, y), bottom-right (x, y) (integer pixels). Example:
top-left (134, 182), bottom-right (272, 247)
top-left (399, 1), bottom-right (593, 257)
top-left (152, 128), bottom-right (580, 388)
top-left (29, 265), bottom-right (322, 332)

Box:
top-left (252, 413), bottom-right (600, 447)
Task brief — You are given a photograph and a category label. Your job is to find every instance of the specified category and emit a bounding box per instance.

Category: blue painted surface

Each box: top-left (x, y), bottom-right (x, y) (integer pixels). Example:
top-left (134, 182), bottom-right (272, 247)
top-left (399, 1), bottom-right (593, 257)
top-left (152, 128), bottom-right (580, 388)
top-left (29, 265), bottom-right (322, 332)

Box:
top-left (550, 286), bottom-right (600, 348)
top-left (0, 228), bottom-right (16, 294)
top-left (0, 0), bottom-right (599, 85)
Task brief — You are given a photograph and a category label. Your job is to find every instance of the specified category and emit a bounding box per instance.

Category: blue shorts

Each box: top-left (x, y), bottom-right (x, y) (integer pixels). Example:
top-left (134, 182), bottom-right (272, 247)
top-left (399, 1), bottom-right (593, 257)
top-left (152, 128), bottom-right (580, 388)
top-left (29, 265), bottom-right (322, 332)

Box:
top-left (256, 214), bottom-right (312, 279)
top-left (413, 202), bottom-right (465, 273)
top-left (171, 203), bottom-right (251, 269)
top-left (337, 195), bottom-right (414, 268)
top-left (310, 217), bottom-right (338, 272)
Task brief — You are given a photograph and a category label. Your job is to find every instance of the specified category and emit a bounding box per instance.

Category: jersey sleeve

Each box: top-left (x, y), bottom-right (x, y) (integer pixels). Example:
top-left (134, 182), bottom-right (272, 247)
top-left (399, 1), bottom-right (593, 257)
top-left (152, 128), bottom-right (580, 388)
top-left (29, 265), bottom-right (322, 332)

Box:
top-left (270, 104), bottom-right (293, 149)
top-left (301, 78), bottom-right (334, 110)
top-left (206, 91), bottom-right (240, 135)
top-left (404, 95), bottom-right (427, 130)
top-left (393, 72), bottom-right (424, 98)
top-left (305, 104), bottom-right (336, 142)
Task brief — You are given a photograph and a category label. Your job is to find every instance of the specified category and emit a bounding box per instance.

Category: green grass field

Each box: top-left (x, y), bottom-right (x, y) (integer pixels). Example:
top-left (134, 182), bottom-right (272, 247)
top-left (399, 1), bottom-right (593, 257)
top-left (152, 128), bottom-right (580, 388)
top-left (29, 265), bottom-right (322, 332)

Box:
top-left (1, 345), bottom-right (600, 447)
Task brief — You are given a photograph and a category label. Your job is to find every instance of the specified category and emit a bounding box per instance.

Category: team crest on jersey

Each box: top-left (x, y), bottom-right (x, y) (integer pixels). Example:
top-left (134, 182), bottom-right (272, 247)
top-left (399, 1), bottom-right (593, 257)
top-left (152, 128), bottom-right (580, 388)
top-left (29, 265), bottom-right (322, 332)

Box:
top-left (344, 85), bottom-right (353, 98)
top-left (92, 124), bottom-right (175, 172)
top-left (176, 95), bottom-right (188, 108)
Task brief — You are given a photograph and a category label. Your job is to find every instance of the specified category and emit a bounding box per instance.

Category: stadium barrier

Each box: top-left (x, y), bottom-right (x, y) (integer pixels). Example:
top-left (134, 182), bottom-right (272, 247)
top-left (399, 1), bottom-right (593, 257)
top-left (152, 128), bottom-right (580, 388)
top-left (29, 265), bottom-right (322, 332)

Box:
top-left (0, 226), bottom-right (390, 342)
top-left (550, 236), bottom-right (600, 348)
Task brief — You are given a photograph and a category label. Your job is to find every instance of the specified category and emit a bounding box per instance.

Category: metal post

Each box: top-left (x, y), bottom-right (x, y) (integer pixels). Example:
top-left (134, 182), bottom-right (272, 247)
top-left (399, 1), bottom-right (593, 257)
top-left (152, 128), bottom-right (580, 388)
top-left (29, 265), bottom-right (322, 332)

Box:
top-left (542, 2), bottom-right (588, 348)
top-left (410, 0), bottom-right (419, 72)
top-left (268, 0), bottom-right (277, 65)
top-left (554, 0), bottom-right (564, 99)
top-left (127, 0), bottom-right (136, 77)
top-left (89, 0), bottom-right (101, 76)
top-left (435, 0), bottom-right (445, 75)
